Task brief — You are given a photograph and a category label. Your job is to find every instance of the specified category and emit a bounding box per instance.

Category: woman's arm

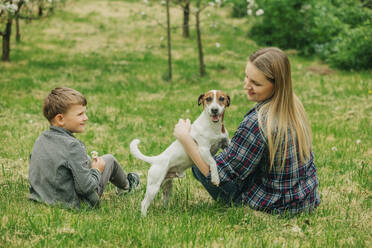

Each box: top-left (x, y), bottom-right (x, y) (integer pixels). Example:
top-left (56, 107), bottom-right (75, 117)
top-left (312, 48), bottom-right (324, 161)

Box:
top-left (173, 119), bottom-right (210, 176)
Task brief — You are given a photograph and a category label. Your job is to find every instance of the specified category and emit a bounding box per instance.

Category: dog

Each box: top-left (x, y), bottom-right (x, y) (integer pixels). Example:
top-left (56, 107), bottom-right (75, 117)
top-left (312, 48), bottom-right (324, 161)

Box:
top-left (130, 90), bottom-right (230, 216)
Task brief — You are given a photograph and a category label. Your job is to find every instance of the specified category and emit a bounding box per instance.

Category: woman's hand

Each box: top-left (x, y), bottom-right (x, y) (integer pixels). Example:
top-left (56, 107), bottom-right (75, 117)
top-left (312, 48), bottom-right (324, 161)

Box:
top-left (173, 118), bottom-right (191, 141)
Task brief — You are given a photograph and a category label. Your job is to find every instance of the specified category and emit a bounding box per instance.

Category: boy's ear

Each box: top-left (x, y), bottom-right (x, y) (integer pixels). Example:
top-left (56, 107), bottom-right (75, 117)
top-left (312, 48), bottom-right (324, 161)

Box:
top-left (53, 114), bottom-right (64, 127)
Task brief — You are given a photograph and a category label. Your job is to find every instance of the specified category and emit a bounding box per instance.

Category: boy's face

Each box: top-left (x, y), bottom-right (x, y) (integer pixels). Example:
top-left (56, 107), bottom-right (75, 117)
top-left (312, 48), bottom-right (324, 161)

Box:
top-left (55, 104), bottom-right (88, 133)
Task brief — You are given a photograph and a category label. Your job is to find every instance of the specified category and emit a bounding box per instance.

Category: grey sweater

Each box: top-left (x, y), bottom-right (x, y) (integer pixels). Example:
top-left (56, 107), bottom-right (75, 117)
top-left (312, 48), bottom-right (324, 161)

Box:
top-left (28, 126), bottom-right (101, 208)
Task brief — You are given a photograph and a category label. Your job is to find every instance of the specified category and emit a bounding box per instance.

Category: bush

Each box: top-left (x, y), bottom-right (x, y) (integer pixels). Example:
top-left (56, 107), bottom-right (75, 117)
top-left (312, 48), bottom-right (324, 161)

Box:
top-left (249, 0), bottom-right (309, 50)
top-left (326, 25), bottom-right (372, 70)
top-left (229, 0), bottom-right (248, 18)
top-left (248, 0), bottom-right (372, 70)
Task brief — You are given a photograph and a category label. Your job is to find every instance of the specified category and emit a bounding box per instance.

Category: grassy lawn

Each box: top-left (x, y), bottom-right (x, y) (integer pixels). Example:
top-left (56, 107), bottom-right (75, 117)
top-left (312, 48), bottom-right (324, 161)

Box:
top-left (0, 0), bottom-right (371, 247)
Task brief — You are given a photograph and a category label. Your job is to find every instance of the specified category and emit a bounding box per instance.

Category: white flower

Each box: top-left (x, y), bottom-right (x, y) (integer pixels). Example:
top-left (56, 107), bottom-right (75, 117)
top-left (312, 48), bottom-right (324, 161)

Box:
top-left (215, 0), bottom-right (221, 4)
top-left (5, 3), bottom-right (18, 13)
top-left (215, 42), bottom-right (221, 48)
top-left (331, 146), bottom-right (337, 152)
top-left (356, 139), bottom-right (361, 144)
top-left (247, 0), bottom-right (255, 8)
top-left (209, 2), bottom-right (215, 7)
top-left (29, 120), bottom-right (33, 123)
top-left (160, 0), bottom-right (166, 5)
top-left (247, 9), bottom-right (253, 16)
top-left (256, 9), bottom-right (264, 16)
top-left (186, 109), bottom-right (190, 113)
top-left (141, 11), bottom-right (146, 16)
top-left (144, 0), bottom-right (149, 4)
top-left (91, 151), bottom-right (98, 159)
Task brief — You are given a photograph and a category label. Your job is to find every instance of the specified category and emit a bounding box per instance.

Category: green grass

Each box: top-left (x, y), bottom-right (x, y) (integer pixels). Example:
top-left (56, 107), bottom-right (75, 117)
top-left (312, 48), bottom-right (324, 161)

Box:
top-left (0, 0), bottom-right (371, 247)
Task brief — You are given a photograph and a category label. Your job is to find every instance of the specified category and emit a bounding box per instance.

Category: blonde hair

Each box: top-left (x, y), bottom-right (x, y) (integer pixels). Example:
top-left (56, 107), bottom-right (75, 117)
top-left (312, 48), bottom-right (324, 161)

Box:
top-left (43, 87), bottom-right (87, 123)
top-left (250, 47), bottom-right (312, 171)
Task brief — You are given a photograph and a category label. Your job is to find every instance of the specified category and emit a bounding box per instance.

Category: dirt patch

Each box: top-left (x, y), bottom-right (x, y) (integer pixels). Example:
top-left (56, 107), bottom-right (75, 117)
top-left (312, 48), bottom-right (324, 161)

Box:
top-left (307, 65), bottom-right (333, 75)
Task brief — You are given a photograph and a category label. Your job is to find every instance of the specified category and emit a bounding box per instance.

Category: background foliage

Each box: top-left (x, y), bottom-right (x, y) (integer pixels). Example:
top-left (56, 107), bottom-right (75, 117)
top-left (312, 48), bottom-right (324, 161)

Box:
top-left (233, 0), bottom-right (372, 70)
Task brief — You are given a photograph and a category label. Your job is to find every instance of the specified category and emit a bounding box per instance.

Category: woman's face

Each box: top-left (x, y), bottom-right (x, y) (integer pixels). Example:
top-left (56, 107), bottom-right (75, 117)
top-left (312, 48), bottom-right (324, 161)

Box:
top-left (244, 62), bottom-right (274, 102)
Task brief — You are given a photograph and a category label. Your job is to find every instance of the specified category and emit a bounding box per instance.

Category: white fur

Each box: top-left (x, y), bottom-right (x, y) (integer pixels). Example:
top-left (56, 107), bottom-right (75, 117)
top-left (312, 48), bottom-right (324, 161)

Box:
top-left (130, 90), bottom-right (230, 216)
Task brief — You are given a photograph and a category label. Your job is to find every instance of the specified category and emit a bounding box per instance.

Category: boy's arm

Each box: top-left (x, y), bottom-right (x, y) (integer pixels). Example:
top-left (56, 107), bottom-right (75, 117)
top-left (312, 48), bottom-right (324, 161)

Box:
top-left (67, 141), bottom-right (101, 199)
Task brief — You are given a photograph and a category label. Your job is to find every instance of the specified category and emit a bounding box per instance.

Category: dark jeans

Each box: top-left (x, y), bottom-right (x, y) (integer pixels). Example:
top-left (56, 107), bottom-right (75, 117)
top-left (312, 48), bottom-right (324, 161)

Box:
top-left (192, 166), bottom-right (243, 205)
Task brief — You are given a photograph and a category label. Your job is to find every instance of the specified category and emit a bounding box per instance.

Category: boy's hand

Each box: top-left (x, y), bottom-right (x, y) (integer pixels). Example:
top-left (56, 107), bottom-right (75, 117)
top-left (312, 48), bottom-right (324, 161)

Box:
top-left (92, 157), bottom-right (105, 174)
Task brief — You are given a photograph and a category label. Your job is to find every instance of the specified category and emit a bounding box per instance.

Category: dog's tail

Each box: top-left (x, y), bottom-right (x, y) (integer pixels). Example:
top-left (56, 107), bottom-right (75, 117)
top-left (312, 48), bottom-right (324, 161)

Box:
top-left (130, 139), bottom-right (155, 164)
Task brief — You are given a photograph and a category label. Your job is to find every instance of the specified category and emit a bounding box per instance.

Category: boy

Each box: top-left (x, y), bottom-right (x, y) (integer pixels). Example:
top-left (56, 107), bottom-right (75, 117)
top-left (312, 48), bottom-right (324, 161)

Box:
top-left (28, 87), bottom-right (139, 208)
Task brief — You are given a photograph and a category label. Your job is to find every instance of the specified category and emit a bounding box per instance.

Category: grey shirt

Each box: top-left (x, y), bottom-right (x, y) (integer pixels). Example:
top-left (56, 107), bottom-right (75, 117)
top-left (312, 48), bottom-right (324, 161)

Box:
top-left (28, 126), bottom-right (101, 208)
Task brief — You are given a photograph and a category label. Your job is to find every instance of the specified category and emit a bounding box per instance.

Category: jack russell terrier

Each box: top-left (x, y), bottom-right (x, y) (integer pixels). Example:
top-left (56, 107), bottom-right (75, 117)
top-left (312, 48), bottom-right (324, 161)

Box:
top-left (130, 90), bottom-right (230, 216)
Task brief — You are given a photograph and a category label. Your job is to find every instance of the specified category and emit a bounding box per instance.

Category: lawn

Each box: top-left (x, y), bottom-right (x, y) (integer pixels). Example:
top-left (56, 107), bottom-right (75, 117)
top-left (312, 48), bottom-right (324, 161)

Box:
top-left (0, 0), bottom-right (371, 247)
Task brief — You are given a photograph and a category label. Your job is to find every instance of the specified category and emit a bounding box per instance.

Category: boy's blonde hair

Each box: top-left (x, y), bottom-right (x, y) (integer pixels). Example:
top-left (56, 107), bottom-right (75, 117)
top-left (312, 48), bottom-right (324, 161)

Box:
top-left (43, 87), bottom-right (87, 123)
top-left (250, 47), bottom-right (312, 171)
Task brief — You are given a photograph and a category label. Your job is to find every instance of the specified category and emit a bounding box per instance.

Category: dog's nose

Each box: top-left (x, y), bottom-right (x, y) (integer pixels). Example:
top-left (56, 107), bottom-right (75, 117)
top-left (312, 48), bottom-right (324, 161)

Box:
top-left (211, 108), bottom-right (218, 115)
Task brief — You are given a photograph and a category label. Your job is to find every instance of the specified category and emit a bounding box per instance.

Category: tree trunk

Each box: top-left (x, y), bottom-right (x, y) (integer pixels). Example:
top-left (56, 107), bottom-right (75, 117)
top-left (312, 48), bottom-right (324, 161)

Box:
top-left (195, 3), bottom-right (205, 77)
top-left (2, 18), bottom-right (12, 62)
top-left (38, 6), bottom-right (43, 17)
top-left (15, 0), bottom-right (24, 42)
top-left (166, 0), bottom-right (172, 81)
top-left (16, 17), bottom-right (21, 42)
top-left (182, 2), bottom-right (190, 38)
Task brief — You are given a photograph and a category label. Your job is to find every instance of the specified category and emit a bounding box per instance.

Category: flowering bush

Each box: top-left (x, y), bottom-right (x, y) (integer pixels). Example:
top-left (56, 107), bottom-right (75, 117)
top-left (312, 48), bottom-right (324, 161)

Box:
top-left (249, 0), bottom-right (309, 51)
top-left (0, 0), bottom-right (20, 17)
top-left (247, 0), bottom-right (372, 70)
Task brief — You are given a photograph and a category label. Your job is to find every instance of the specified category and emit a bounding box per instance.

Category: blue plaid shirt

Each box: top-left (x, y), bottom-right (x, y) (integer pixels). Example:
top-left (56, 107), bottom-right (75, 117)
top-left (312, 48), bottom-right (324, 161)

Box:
top-left (215, 103), bottom-right (320, 215)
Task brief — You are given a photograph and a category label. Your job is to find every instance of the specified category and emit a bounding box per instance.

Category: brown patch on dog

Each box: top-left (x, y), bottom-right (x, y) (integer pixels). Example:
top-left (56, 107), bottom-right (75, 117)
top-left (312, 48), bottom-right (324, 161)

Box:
top-left (215, 90), bottom-right (230, 107)
top-left (198, 90), bottom-right (230, 107)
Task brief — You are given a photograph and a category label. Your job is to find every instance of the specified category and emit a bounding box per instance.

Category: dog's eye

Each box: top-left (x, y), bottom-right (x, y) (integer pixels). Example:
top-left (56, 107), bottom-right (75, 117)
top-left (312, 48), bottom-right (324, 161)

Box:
top-left (206, 97), bottom-right (212, 102)
top-left (219, 96), bottom-right (225, 102)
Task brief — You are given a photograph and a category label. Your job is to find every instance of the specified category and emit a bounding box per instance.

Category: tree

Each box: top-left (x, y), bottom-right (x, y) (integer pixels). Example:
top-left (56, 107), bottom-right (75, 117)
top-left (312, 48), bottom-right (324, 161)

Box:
top-left (194, 0), bottom-right (205, 76)
top-left (193, 0), bottom-right (221, 76)
top-left (174, 0), bottom-right (191, 38)
top-left (0, 0), bottom-right (24, 61)
top-left (165, 0), bottom-right (172, 80)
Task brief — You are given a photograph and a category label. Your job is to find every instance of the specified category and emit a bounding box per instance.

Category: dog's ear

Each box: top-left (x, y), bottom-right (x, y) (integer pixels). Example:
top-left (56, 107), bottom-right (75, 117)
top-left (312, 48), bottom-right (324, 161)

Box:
top-left (198, 94), bottom-right (204, 106)
top-left (226, 95), bottom-right (231, 107)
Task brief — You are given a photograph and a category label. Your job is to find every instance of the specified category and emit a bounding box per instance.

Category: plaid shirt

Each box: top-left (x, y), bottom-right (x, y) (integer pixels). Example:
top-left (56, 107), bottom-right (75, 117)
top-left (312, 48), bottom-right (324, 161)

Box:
top-left (215, 102), bottom-right (320, 215)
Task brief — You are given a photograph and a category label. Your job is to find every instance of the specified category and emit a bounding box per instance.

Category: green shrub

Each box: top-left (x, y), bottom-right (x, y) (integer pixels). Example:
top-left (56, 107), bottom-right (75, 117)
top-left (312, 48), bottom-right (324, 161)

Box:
top-left (229, 0), bottom-right (248, 18)
top-left (249, 0), bottom-right (308, 50)
top-left (326, 25), bottom-right (372, 70)
top-left (248, 0), bottom-right (372, 70)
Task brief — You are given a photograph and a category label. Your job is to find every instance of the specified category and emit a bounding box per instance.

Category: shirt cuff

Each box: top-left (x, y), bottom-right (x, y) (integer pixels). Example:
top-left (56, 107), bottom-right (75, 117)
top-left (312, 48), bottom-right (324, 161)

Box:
top-left (92, 168), bottom-right (101, 174)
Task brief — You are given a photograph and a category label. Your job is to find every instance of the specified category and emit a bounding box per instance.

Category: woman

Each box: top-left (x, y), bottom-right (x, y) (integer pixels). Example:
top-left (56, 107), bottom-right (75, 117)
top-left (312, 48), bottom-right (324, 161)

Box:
top-left (174, 47), bottom-right (320, 215)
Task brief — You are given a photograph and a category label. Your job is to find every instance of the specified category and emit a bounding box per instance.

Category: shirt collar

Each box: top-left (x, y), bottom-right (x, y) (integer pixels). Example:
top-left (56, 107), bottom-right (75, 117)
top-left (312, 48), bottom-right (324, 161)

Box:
top-left (50, 126), bottom-right (75, 138)
top-left (255, 97), bottom-right (272, 110)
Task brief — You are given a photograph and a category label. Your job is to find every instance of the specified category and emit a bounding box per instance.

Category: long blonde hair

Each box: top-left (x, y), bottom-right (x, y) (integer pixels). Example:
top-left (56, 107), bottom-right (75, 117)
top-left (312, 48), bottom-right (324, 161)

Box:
top-left (250, 47), bottom-right (312, 171)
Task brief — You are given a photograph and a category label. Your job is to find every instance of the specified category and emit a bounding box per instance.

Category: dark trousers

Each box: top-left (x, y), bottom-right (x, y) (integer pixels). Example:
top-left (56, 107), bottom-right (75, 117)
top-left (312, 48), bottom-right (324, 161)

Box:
top-left (192, 166), bottom-right (243, 205)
